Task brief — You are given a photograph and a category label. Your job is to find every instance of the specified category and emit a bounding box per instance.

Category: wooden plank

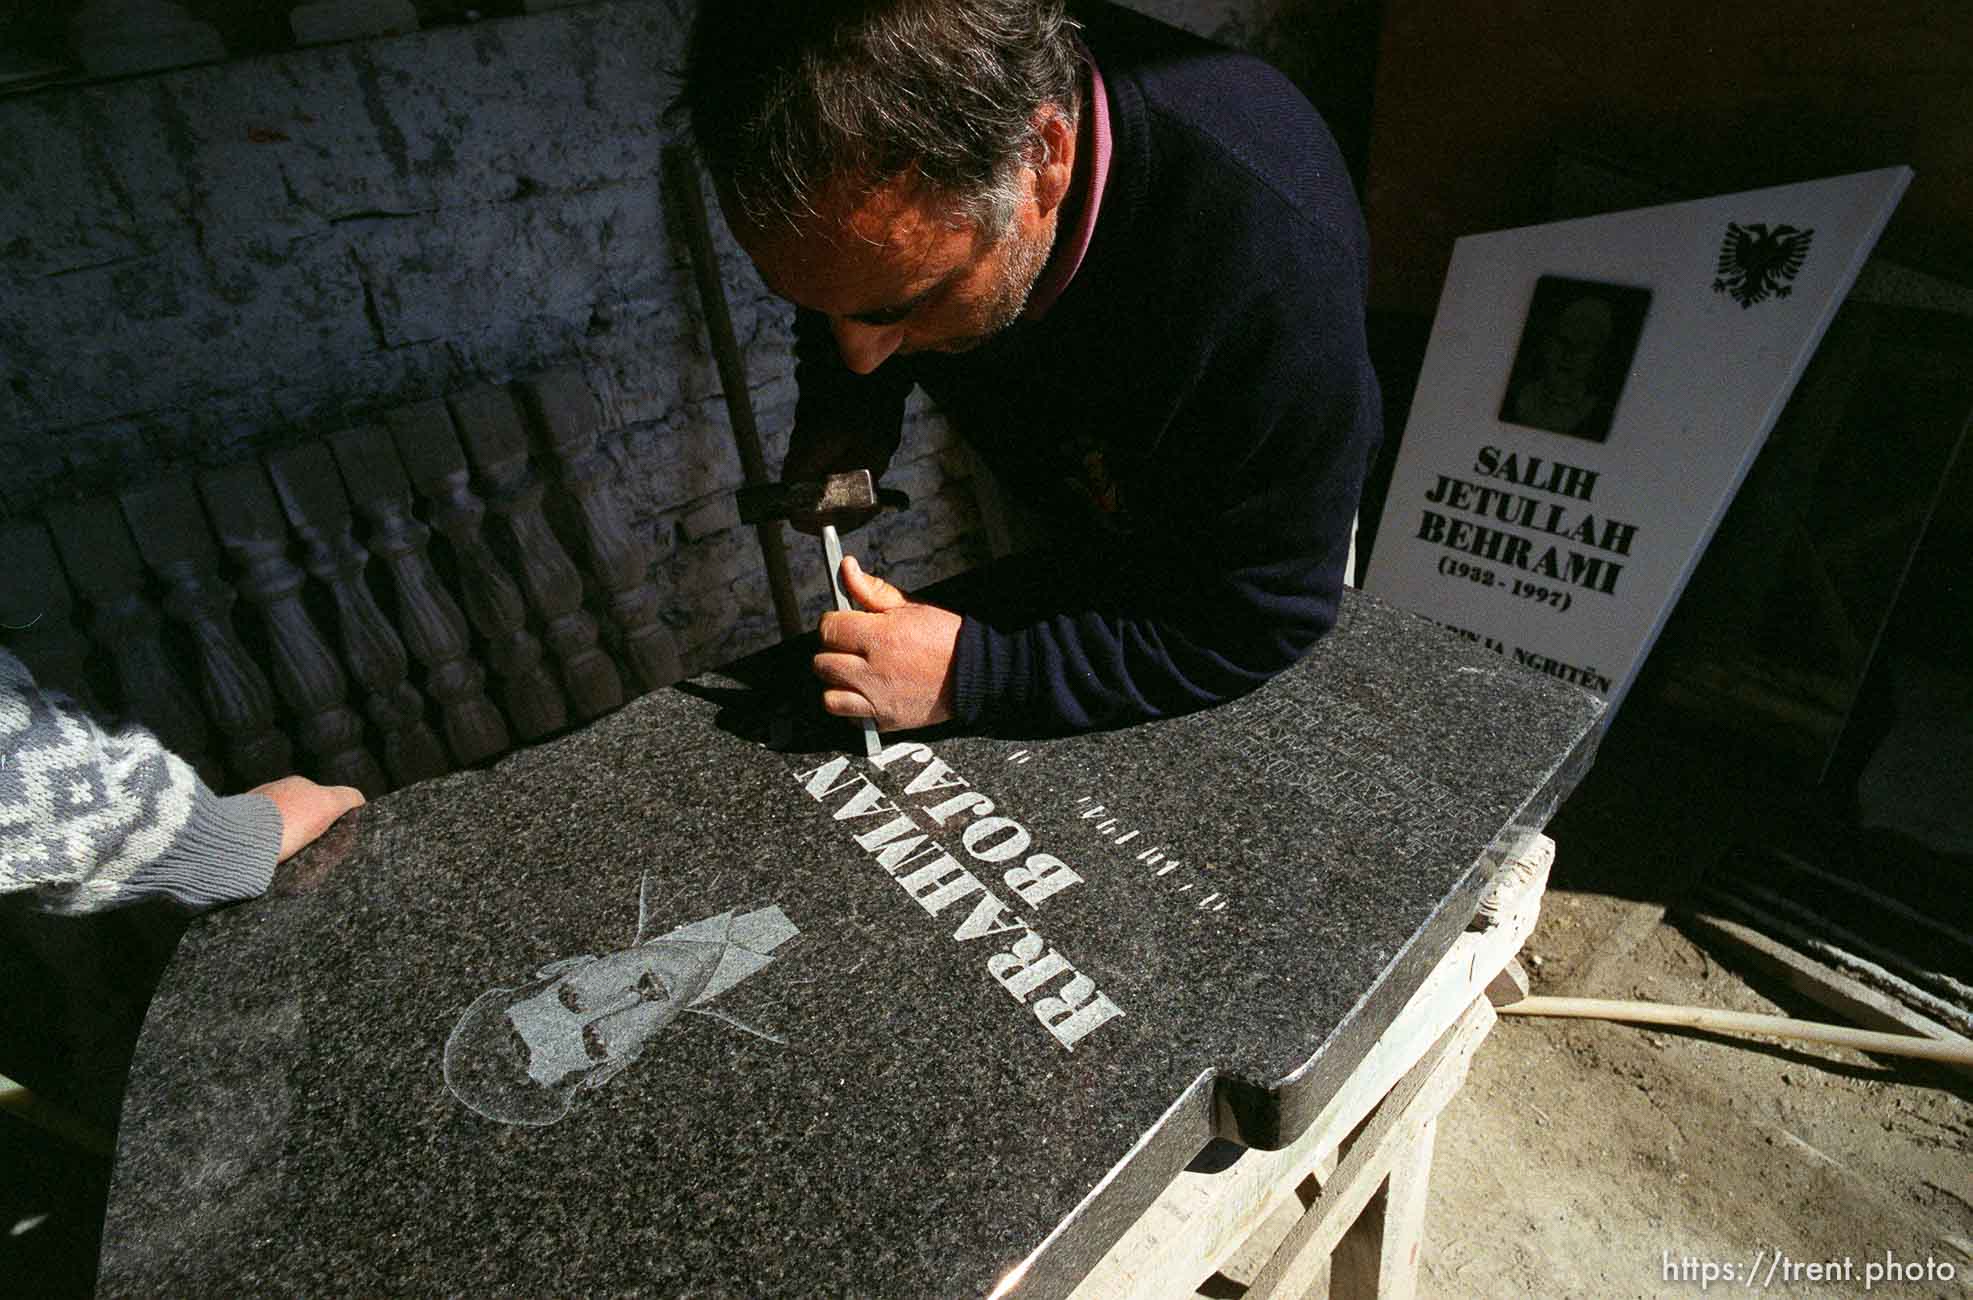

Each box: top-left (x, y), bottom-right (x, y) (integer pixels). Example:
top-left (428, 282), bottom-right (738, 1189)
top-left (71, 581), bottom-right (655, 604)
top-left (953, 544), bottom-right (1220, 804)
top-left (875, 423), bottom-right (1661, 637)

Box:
top-left (1697, 881), bottom-right (1973, 1038)
top-left (1335, 1117), bottom-right (1437, 1300)
top-left (1470, 834), bottom-right (1553, 930)
top-left (1069, 836), bottom-right (1552, 1298)
top-left (1682, 908), bottom-right (1973, 1071)
top-left (1243, 1001), bottom-right (1492, 1300)
top-left (1485, 957), bottom-right (1531, 1008)
top-left (1381, 1119), bottom-right (1440, 1299)
top-left (1328, 1170), bottom-right (1387, 1300)
top-left (1205, 1199), bottom-right (1305, 1293)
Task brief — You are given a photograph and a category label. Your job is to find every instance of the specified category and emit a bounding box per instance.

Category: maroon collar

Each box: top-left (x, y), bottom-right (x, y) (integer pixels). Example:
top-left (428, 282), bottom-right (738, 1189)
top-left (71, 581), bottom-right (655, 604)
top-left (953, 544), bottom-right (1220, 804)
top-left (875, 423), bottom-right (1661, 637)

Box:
top-left (1023, 42), bottom-right (1112, 321)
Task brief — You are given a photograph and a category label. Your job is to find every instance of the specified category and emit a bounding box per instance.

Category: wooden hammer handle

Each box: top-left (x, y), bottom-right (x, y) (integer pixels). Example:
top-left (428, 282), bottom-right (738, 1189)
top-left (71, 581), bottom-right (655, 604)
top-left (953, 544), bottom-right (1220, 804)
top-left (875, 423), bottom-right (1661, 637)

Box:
top-left (664, 144), bottom-right (803, 641)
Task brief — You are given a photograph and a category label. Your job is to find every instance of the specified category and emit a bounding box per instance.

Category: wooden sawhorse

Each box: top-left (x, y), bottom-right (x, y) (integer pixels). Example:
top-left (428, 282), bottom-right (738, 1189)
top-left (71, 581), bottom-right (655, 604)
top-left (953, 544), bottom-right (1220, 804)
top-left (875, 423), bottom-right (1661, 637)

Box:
top-left (1073, 835), bottom-right (1553, 1300)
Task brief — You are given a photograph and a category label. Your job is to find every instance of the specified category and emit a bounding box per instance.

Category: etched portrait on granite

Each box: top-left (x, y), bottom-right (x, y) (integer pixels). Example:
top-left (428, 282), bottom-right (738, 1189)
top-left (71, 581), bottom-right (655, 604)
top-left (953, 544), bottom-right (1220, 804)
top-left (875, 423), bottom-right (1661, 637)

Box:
top-left (443, 876), bottom-right (799, 1126)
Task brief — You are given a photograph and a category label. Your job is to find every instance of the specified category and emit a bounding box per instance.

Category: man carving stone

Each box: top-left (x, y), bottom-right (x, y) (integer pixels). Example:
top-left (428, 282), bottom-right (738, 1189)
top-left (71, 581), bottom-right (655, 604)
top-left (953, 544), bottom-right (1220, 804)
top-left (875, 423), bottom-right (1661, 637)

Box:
top-left (681, 0), bottom-right (1381, 733)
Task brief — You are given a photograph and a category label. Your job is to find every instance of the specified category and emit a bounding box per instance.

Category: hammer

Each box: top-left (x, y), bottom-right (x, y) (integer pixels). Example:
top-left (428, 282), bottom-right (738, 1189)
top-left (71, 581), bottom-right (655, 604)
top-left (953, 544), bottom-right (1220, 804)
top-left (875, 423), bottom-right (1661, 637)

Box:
top-left (736, 471), bottom-right (908, 758)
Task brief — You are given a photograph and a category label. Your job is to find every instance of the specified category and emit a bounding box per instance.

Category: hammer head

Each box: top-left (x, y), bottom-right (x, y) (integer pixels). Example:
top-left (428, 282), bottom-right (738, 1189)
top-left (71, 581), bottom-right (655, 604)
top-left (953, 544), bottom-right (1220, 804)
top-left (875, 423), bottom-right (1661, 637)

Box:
top-left (736, 470), bottom-right (905, 527)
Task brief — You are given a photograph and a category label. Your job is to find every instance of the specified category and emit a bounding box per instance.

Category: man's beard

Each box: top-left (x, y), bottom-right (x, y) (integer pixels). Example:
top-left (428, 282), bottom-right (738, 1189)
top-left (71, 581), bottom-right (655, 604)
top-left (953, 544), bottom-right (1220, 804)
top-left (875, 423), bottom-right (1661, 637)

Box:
top-left (929, 213), bottom-right (1057, 355)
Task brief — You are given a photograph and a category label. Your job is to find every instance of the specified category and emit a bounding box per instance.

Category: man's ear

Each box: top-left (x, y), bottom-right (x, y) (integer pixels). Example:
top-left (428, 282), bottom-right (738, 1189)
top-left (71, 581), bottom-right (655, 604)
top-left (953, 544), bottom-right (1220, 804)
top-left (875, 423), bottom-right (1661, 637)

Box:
top-left (1029, 105), bottom-right (1077, 219)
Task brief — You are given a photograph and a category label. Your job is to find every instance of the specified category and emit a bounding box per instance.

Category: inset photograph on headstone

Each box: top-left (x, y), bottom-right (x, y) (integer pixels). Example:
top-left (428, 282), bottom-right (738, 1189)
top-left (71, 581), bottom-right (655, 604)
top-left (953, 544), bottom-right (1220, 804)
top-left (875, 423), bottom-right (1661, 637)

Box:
top-left (1498, 275), bottom-right (1651, 443)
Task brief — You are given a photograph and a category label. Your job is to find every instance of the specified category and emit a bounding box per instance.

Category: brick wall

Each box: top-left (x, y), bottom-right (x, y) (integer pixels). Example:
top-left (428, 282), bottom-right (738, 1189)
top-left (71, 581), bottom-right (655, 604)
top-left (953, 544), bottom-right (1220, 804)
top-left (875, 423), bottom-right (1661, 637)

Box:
top-left (0, 0), bottom-right (1311, 675)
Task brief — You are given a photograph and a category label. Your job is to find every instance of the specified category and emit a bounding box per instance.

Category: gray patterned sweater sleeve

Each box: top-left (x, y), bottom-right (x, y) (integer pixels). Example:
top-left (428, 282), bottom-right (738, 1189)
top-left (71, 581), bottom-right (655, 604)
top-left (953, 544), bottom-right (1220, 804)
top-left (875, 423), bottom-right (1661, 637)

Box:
top-left (0, 649), bottom-right (281, 914)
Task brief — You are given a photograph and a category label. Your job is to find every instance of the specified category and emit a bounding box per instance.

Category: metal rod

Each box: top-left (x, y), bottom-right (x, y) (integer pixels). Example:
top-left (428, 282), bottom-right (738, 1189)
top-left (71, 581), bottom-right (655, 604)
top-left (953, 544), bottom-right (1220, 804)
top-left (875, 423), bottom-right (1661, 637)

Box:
top-left (822, 524), bottom-right (883, 759)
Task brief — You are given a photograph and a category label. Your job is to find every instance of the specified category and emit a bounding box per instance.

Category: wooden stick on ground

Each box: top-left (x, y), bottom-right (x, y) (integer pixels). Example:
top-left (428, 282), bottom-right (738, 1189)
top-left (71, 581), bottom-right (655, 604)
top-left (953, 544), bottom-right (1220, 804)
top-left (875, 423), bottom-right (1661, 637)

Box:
top-left (1499, 996), bottom-right (1973, 1068)
top-left (1, 1070), bottom-right (114, 1158)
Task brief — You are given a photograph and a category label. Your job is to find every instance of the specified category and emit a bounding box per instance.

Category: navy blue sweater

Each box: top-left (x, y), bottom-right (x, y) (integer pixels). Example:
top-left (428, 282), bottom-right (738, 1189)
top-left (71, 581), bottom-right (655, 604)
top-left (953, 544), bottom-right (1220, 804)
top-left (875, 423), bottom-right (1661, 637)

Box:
top-left (792, 1), bottom-right (1381, 733)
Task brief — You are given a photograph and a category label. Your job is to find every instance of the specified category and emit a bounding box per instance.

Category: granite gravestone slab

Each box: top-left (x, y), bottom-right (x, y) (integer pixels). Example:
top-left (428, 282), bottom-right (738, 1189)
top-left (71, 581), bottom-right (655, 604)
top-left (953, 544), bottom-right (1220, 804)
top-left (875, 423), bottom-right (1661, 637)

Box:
top-left (99, 592), bottom-right (1601, 1299)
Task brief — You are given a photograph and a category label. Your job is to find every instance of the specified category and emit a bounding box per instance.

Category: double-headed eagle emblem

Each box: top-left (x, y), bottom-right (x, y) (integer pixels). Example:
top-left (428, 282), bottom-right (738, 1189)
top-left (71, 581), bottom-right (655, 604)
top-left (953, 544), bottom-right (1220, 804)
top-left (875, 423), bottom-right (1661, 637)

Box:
top-left (1713, 222), bottom-right (1814, 308)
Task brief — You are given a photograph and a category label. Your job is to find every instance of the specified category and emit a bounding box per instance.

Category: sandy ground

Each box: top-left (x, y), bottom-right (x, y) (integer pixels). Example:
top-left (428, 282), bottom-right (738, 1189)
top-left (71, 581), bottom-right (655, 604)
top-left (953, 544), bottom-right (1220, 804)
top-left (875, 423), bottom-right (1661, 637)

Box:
top-left (1406, 681), bottom-right (1973, 1300)
top-left (1423, 890), bottom-right (1972, 1300)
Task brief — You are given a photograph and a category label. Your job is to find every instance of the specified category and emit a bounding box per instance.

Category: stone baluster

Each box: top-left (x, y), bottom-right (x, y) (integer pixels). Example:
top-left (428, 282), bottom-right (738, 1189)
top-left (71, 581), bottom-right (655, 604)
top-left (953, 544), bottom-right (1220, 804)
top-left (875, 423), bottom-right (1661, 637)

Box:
top-left (44, 499), bottom-right (221, 787)
top-left (267, 442), bottom-right (449, 789)
top-left (0, 522), bottom-right (104, 711)
top-left (386, 400), bottom-right (567, 742)
top-left (521, 370), bottom-right (682, 693)
top-left (199, 462), bottom-right (386, 796)
top-left (330, 424), bottom-right (509, 767)
top-left (448, 384), bottom-right (623, 720)
top-left (120, 479), bottom-right (293, 787)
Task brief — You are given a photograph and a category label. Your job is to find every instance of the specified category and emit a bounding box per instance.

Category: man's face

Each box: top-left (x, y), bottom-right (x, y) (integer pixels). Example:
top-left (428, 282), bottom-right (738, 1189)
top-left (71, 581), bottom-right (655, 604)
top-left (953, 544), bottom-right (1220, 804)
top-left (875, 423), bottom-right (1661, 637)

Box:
top-left (1542, 298), bottom-right (1613, 387)
top-left (733, 176), bottom-right (1057, 375)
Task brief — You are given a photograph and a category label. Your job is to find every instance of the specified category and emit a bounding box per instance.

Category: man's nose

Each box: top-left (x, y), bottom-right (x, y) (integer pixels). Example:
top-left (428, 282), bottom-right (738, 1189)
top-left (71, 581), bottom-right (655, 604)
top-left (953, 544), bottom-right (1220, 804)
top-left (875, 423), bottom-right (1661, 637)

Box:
top-left (830, 317), bottom-right (904, 374)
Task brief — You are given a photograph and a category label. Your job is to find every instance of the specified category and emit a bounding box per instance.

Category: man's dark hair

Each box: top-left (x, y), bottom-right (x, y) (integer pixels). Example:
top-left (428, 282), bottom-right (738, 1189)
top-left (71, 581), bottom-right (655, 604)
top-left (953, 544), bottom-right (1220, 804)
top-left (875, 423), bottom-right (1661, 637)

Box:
top-left (680, 0), bottom-right (1083, 237)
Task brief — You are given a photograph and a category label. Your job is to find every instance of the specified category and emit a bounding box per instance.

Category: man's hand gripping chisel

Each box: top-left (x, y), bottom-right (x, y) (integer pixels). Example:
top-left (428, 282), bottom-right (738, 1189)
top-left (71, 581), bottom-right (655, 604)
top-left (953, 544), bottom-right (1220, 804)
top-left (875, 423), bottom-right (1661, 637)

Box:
top-left (736, 470), bottom-right (908, 758)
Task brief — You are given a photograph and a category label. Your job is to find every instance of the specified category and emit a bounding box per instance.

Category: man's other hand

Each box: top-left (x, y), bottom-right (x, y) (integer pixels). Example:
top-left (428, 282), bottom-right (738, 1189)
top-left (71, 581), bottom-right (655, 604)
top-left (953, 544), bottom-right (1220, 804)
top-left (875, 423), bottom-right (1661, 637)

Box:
top-left (814, 556), bottom-right (961, 730)
top-left (250, 775), bottom-right (366, 863)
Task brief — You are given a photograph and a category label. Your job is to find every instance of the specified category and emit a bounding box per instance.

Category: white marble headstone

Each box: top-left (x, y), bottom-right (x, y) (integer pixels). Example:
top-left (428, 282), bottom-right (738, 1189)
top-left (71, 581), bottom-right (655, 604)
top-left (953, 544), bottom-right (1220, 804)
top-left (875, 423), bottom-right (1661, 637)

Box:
top-left (1365, 167), bottom-right (1911, 710)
